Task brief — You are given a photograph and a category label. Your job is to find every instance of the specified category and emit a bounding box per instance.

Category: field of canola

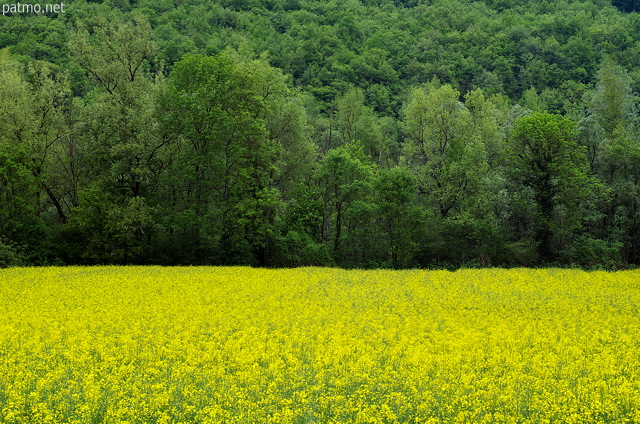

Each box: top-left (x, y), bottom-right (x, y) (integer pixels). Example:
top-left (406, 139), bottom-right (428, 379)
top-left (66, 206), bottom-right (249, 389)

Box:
top-left (0, 266), bottom-right (639, 423)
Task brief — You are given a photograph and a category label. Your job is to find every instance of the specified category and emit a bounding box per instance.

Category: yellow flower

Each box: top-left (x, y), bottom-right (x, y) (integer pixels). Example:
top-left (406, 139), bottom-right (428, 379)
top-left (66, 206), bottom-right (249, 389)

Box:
top-left (0, 266), bottom-right (639, 422)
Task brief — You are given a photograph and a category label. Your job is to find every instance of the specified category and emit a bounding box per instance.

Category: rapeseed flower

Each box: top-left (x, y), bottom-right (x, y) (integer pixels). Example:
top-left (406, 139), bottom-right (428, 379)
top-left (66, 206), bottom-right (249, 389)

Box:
top-left (0, 267), bottom-right (638, 422)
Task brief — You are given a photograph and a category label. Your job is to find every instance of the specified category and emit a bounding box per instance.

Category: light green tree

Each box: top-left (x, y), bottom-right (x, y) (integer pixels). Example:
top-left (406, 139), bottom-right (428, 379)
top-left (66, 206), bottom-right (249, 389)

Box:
top-left (403, 84), bottom-right (489, 218)
top-left (0, 52), bottom-right (69, 249)
top-left (67, 15), bottom-right (160, 263)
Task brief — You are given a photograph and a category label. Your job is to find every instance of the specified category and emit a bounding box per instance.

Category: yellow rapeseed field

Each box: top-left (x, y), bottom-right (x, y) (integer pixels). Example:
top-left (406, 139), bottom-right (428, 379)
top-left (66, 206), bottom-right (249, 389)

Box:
top-left (0, 266), bottom-right (639, 423)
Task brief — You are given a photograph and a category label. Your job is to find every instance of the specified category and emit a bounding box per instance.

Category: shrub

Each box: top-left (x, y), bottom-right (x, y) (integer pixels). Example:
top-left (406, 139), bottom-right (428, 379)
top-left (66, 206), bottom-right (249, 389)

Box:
top-left (0, 236), bottom-right (26, 268)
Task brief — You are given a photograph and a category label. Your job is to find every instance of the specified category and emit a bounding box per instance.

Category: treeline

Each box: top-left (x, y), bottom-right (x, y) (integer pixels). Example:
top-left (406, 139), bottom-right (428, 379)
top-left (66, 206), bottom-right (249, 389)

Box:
top-left (1, 0), bottom-right (640, 268)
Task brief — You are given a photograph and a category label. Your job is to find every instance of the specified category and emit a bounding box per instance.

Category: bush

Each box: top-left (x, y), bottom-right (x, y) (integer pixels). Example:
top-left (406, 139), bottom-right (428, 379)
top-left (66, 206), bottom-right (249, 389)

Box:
top-left (271, 231), bottom-right (335, 267)
top-left (562, 236), bottom-right (623, 269)
top-left (0, 237), bottom-right (26, 268)
top-left (505, 239), bottom-right (540, 267)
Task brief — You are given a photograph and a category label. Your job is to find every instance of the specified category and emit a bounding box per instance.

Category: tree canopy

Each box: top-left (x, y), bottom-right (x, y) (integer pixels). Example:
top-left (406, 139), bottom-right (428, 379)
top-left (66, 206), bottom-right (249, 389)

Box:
top-left (0, 0), bottom-right (638, 268)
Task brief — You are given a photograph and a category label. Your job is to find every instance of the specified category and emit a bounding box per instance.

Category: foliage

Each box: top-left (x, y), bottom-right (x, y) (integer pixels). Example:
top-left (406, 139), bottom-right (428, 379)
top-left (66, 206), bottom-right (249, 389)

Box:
top-left (508, 112), bottom-right (603, 261)
top-left (2, 0), bottom-right (640, 267)
top-left (0, 237), bottom-right (25, 267)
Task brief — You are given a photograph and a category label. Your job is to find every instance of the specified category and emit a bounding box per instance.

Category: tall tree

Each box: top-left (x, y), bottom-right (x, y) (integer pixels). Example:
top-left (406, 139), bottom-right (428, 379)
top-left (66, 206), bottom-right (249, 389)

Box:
top-left (315, 147), bottom-right (374, 260)
top-left (335, 86), bottom-right (388, 164)
top-left (373, 166), bottom-right (421, 268)
top-left (583, 58), bottom-right (640, 262)
top-left (403, 84), bottom-right (490, 218)
top-left (0, 67), bottom-right (40, 242)
top-left (67, 15), bottom-right (160, 263)
top-left (508, 112), bottom-right (601, 261)
top-left (158, 51), bottom-right (312, 265)
top-left (402, 84), bottom-right (503, 264)
top-left (0, 53), bottom-right (69, 261)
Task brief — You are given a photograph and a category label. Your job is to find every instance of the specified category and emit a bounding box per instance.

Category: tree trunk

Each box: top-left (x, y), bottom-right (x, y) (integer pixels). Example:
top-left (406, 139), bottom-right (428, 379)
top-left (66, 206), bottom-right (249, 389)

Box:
top-left (44, 184), bottom-right (67, 224)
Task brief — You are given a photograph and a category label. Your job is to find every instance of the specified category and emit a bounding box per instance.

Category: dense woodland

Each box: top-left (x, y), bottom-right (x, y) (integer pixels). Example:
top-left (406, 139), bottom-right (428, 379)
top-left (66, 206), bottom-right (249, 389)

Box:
top-left (1, 0), bottom-right (640, 268)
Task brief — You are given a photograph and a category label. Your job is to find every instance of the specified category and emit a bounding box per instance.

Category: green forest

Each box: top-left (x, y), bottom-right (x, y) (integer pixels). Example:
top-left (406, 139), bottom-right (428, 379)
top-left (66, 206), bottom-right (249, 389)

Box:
top-left (1, 0), bottom-right (640, 268)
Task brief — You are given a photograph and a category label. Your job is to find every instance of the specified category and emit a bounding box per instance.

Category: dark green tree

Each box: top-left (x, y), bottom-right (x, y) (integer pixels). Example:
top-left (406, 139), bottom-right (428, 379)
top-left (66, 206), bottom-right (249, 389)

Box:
top-left (315, 147), bottom-right (374, 261)
top-left (158, 50), bottom-right (312, 265)
top-left (0, 52), bottom-right (69, 262)
top-left (583, 58), bottom-right (640, 263)
top-left (373, 167), bottom-right (421, 268)
top-left (508, 112), bottom-right (602, 261)
top-left (612, 0), bottom-right (640, 14)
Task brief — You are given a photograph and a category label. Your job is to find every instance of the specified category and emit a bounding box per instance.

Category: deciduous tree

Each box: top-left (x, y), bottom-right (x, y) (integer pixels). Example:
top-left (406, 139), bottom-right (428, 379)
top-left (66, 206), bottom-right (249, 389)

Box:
top-left (509, 112), bottom-right (601, 261)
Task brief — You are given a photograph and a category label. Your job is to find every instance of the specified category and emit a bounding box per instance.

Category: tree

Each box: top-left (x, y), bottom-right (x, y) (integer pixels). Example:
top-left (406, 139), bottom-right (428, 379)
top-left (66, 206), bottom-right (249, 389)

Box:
top-left (335, 86), bottom-right (388, 164)
top-left (403, 84), bottom-right (490, 218)
top-left (0, 52), bottom-right (69, 262)
top-left (508, 112), bottom-right (601, 261)
top-left (66, 15), bottom-right (160, 263)
top-left (373, 167), bottom-right (421, 268)
top-left (0, 66), bottom-right (39, 241)
top-left (69, 15), bottom-right (158, 199)
top-left (582, 58), bottom-right (640, 263)
top-left (315, 147), bottom-right (374, 260)
top-left (158, 51), bottom-right (312, 265)
top-left (402, 84), bottom-right (505, 265)
top-left (612, 0), bottom-right (640, 13)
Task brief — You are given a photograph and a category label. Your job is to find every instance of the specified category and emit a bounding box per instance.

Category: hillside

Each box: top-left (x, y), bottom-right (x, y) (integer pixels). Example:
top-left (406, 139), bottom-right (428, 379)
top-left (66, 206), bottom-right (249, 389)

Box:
top-left (1, 0), bottom-right (639, 268)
